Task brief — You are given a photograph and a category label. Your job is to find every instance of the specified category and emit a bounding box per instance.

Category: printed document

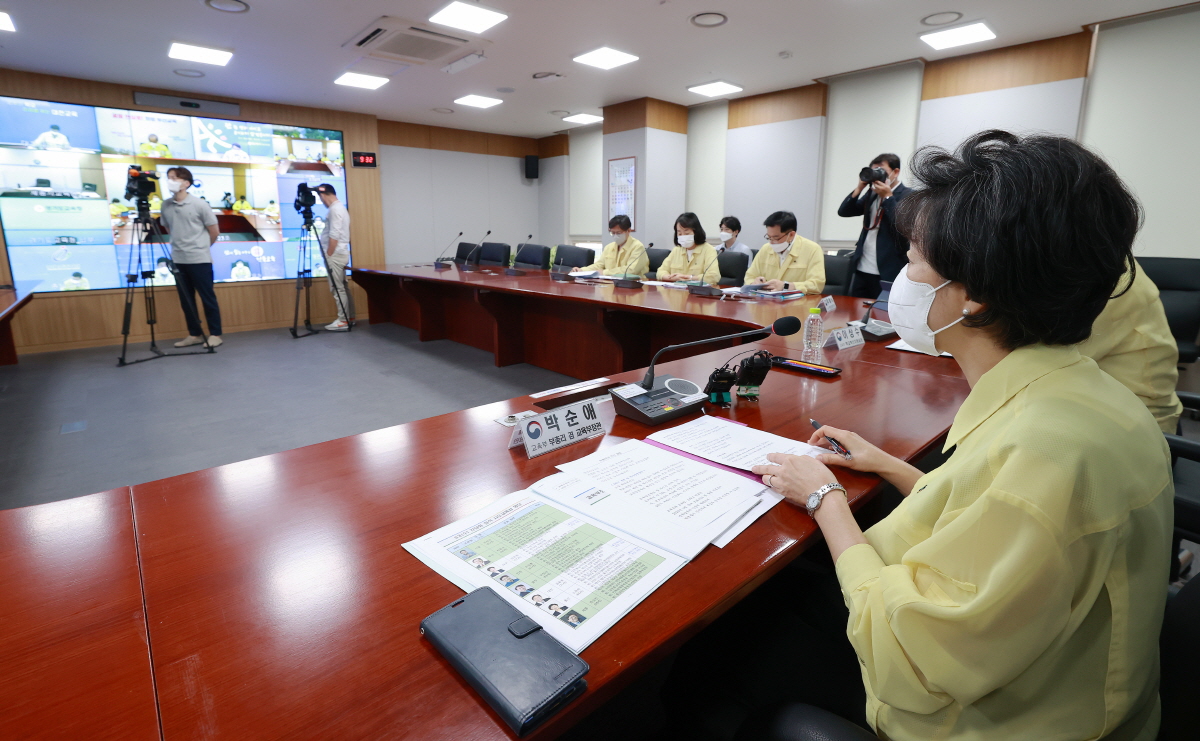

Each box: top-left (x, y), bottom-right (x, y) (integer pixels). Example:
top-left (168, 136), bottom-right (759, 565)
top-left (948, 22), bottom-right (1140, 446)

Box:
top-left (404, 491), bottom-right (684, 653)
top-left (647, 415), bottom-right (824, 471)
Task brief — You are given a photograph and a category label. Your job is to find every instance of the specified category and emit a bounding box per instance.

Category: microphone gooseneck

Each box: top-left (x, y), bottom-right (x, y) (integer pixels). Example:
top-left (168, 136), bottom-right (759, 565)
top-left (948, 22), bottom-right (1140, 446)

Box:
top-left (462, 230), bottom-right (491, 266)
top-left (639, 319), bottom-right (793, 390)
top-left (434, 231), bottom-right (464, 262)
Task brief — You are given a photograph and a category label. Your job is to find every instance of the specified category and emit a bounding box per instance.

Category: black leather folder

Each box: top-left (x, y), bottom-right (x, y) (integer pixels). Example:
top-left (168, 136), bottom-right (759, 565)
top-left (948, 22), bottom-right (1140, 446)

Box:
top-left (420, 587), bottom-right (589, 736)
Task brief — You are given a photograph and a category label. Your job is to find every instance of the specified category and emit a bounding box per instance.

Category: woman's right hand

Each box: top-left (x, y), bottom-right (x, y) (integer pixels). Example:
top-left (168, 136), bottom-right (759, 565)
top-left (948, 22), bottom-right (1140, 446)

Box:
top-left (808, 425), bottom-right (895, 474)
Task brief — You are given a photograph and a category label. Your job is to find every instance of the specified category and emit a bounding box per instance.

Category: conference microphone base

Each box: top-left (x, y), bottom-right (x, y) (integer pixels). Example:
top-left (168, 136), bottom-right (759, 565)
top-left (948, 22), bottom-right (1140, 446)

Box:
top-left (610, 374), bottom-right (705, 426)
top-left (612, 278), bottom-right (642, 289)
top-left (504, 268), bottom-right (527, 276)
top-left (550, 272), bottom-right (575, 282)
top-left (461, 264), bottom-right (481, 272)
top-left (433, 260), bottom-right (452, 271)
top-left (687, 284), bottom-right (723, 297)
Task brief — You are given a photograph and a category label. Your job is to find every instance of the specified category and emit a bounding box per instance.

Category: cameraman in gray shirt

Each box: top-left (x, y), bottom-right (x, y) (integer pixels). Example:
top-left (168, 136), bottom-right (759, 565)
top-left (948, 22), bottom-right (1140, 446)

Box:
top-left (315, 183), bottom-right (354, 331)
top-left (159, 166), bottom-right (223, 347)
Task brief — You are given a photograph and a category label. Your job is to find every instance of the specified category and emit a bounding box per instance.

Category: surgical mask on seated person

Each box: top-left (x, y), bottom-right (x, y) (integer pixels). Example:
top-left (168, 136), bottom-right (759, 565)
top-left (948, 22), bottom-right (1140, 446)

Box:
top-left (886, 264), bottom-right (966, 356)
top-left (770, 238), bottom-right (791, 254)
top-left (166, 178), bottom-right (186, 193)
top-left (677, 234), bottom-right (695, 249)
top-left (718, 231), bottom-right (733, 243)
top-left (611, 232), bottom-right (627, 246)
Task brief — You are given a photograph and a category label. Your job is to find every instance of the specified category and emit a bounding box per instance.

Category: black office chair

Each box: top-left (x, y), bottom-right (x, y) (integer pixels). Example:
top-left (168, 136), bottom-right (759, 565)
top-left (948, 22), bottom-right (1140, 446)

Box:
top-left (718, 252), bottom-right (749, 287)
top-left (647, 248), bottom-right (672, 276)
top-left (477, 242), bottom-right (511, 266)
top-left (553, 245), bottom-right (594, 269)
top-left (454, 242), bottom-right (479, 264)
top-left (1168, 392), bottom-right (1200, 584)
top-left (823, 254), bottom-right (853, 296)
top-left (836, 248), bottom-right (855, 257)
top-left (512, 243), bottom-right (551, 270)
top-left (1139, 257), bottom-right (1200, 363)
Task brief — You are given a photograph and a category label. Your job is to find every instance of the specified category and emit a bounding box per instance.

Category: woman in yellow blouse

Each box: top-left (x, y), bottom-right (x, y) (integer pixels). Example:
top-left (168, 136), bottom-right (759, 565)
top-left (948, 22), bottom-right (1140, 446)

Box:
top-left (745, 210), bottom-right (825, 293)
top-left (581, 214), bottom-right (648, 278)
top-left (668, 132), bottom-right (1174, 741)
top-left (657, 212), bottom-right (720, 285)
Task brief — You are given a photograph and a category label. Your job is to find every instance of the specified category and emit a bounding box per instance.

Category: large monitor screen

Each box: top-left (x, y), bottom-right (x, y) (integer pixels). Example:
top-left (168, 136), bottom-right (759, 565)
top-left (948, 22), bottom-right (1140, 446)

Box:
top-left (0, 95), bottom-right (346, 293)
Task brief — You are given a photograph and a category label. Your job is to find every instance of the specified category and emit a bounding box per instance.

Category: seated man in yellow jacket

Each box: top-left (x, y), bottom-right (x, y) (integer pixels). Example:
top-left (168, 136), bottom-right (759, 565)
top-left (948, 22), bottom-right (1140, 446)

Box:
top-left (745, 210), bottom-right (825, 293)
top-left (582, 214), bottom-right (648, 277)
top-left (1077, 262), bottom-right (1182, 432)
top-left (657, 212), bottom-right (720, 285)
top-left (231, 195), bottom-right (252, 212)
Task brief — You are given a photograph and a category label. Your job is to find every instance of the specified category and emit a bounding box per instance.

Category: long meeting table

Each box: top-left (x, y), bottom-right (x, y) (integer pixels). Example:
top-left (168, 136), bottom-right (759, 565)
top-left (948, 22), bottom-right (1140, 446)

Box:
top-left (1, 265), bottom-right (970, 740)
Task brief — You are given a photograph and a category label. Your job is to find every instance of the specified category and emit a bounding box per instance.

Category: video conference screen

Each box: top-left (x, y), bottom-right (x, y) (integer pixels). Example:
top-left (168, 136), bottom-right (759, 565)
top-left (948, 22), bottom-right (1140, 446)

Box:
top-left (0, 95), bottom-right (346, 293)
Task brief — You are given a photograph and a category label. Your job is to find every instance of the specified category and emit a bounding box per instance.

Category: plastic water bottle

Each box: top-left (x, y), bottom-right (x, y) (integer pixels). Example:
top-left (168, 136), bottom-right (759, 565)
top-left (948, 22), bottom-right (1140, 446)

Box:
top-left (803, 307), bottom-right (823, 350)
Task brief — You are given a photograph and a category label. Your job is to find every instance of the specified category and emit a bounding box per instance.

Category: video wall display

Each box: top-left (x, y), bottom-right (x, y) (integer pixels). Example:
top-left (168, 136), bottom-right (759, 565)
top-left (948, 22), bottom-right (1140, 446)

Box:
top-left (0, 95), bottom-right (347, 292)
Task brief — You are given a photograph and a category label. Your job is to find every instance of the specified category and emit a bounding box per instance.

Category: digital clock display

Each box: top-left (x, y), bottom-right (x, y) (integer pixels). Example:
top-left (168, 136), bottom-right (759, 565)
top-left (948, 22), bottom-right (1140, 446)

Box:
top-left (351, 151), bottom-right (377, 167)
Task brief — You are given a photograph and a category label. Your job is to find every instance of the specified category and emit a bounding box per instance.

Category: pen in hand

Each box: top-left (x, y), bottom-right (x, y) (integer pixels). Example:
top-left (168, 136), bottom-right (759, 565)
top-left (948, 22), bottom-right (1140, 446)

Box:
top-left (810, 418), bottom-right (853, 460)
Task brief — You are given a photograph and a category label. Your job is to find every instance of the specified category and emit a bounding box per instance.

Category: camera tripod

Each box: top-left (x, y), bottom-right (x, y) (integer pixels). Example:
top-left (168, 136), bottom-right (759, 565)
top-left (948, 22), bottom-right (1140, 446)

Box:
top-left (118, 197), bottom-right (214, 366)
top-left (290, 204), bottom-right (352, 337)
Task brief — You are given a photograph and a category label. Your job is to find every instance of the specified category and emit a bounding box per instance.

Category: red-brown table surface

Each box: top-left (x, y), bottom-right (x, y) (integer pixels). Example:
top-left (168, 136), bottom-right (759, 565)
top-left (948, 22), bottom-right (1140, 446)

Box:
top-left (131, 342), bottom-right (970, 740)
top-left (0, 488), bottom-right (160, 739)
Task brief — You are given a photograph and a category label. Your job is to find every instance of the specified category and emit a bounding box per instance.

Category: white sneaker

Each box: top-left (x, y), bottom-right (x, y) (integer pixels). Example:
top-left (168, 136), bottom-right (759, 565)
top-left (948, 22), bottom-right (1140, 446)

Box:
top-left (325, 320), bottom-right (350, 331)
top-left (205, 335), bottom-right (223, 348)
top-left (174, 335), bottom-right (204, 347)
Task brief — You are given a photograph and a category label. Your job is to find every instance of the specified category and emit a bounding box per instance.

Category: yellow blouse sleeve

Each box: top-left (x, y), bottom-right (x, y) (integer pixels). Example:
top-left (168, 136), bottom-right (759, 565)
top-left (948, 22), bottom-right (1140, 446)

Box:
top-left (582, 243), bottom-right (612, 273)
top-left (835, 491), bottom-right (1075, 714)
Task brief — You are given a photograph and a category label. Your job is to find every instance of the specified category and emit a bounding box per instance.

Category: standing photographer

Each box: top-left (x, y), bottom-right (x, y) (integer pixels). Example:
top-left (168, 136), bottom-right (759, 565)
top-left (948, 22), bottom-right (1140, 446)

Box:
top-left (160, 166), bottom-right (223, 348)
top-left (838, 153), bottom-right (910, 298)
top-left (316, 184), bottom-right (354, 331)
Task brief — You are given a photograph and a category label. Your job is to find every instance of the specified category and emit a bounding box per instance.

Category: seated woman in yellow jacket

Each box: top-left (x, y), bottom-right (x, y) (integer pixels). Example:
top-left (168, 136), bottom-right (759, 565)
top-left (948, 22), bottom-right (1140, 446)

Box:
top-left (581, 214), bottom-right (648, 277)
top-left (657, 212), bottom-right (720, 285)
top-left (666, 132), bottom-right (1172, 741)
top-left (745, 210), bottom-right (825, 293)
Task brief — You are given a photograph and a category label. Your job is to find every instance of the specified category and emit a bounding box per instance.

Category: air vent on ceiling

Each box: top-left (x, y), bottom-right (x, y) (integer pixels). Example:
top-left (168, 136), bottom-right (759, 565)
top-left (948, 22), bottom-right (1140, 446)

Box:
top-left (344, 16), bottom-right (487, 65)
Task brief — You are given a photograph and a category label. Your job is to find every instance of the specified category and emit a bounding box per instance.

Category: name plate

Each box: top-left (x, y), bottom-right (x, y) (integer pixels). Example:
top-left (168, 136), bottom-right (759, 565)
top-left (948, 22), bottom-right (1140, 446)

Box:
top-left (823, 325), bottom-right (865, 350)
top-left (508, 399), bottom-right (608, 458)
top-left (818, 295), bottom-right (836, 313)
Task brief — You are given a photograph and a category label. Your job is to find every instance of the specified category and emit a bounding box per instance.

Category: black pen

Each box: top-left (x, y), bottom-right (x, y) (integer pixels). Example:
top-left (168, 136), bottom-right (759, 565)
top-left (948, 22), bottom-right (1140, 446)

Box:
top-left (810, 418), bottom-right (852, 460)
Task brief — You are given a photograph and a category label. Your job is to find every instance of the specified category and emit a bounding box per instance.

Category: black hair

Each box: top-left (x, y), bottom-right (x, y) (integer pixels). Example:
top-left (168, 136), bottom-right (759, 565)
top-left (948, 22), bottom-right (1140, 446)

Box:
top-left (157, 257), bottom-right (169, 264)
top-left (673, 212), bottom-right (706, 246)
top-left (112, 198), bottom-right (120, 203)
top-left (896, 130), bottom-right (1140, 350)
top-left (609, 214), bottom-right (632, 231)
top-left (719, 216), bottom-right (741, 233)
top-left (762, 211), bottom-right (797, 234)
top-left (238, 194), bottom-right (246, 199)
top-left (317, 184), bottom-right (337, 197)
top-left (167, 166), bottom-right (194, 184)
top-left (871, 153), bottom-right (901, 170)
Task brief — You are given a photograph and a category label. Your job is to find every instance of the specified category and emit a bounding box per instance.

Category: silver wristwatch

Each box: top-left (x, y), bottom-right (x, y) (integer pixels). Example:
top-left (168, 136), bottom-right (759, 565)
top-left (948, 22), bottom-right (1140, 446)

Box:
top-left (806, 482), bottom-right (847, 518)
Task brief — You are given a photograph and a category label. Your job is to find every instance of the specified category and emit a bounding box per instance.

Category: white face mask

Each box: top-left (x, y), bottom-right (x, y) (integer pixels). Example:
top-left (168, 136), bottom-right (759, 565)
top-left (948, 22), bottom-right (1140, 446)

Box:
top-left (770, 238), bottom-right (791, 255)
top-left (886, 264), bottom-right (966, 355)
top-left (718, 231), bottom-right (734, 243)
top-left (677, 234), bottom-right (695, 249)
top-left (166, 178), bottom-right (186, 193)
top-left (611, 232), bottom-right (627, 246)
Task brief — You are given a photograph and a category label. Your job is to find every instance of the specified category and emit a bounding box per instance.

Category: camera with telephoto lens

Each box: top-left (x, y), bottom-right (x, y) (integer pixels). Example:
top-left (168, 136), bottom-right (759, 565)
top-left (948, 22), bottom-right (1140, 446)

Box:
top-left (124, 165), bottom-right (159, 200)
top-left (859, 166), bottom-right (888, 184)
top-left (294, 182), bottom-right (317, 212)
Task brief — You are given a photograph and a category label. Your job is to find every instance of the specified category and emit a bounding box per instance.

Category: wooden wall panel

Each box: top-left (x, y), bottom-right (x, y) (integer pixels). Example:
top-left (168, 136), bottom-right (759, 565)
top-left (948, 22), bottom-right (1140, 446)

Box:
top-left (922, 32), bottom-right (1092, 100)
top-left (602, 98), bottom-right (688, 135)
top-left (0, 66), bottom-right (381, 352)
top-left (538, 134), bottom-right (569, 159)
top-left (728, 84), bottom-right (827, 128)
top-left (376, 120), bottom-right (538, 158)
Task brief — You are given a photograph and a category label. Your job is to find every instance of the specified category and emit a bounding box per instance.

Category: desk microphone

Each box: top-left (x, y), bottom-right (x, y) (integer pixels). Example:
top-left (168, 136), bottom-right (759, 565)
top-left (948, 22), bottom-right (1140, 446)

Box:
top-left (610, 315), bottom-right (802, 426)
top-left (549, 249), bottom-right (574, 282)
top-left (433, 230), bottom-right (463, 271)
top-left (460, 230), bottom-right (490, 272)
top-left (686, 248), bottom-right (723, 297)
top-left (505, 234), bottom-right (535, 276)
top-left (612, 242), bottom-right (647, 289)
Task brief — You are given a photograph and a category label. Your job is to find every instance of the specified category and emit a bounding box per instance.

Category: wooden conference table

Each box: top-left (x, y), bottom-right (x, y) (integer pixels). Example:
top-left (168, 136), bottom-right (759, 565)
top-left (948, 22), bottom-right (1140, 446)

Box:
top-left (2, 267), bottom-right (970, 740)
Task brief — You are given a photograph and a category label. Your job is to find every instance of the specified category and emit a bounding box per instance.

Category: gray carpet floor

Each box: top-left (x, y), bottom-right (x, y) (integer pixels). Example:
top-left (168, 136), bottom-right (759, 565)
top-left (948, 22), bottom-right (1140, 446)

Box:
top-left (0, 323), bottom-right (574, 510)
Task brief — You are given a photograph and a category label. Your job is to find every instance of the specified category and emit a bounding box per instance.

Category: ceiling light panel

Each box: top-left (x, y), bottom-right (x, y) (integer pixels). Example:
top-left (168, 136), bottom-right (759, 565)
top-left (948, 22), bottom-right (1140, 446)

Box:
top-left (168, 42), bottom-right (233, 66)
top-left (573, 47), bottom-right (638, 70)
top-left (563, 113), bottom-right (603, 124)
top-left (688, 81), bottom-right (743, 97)
top-left (920, 22), bottom-right (996, 50)
top-left (429, 2), bottom-right (508, 34)
top-left (0, 11), bottom-right (15, 32)
top-left (335, 72), bottom-right (389, 89)
top-left (455, 94), bottom-right (503, 108)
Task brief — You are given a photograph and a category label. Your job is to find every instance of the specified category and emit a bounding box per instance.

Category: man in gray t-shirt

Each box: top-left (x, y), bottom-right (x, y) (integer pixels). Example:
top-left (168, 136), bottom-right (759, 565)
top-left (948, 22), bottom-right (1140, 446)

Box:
top-left (158, 166), bottom-right (223, 348)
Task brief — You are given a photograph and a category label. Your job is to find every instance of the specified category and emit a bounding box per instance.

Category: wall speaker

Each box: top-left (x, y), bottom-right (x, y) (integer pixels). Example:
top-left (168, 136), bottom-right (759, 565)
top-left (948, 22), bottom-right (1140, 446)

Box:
top-left (524, 155), bottom-right (539, 179)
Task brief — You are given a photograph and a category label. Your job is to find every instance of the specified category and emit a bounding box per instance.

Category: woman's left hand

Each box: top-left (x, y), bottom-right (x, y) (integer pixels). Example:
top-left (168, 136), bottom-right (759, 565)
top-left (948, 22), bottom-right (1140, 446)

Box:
top-left (752, 453), bottom-right (841, 506)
